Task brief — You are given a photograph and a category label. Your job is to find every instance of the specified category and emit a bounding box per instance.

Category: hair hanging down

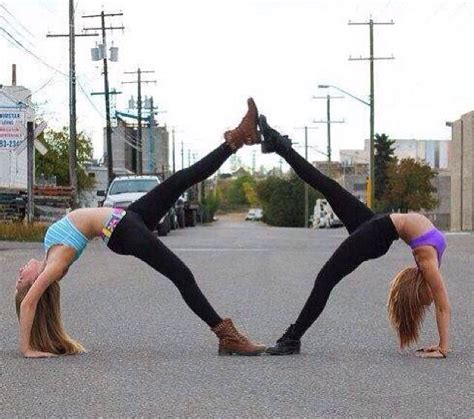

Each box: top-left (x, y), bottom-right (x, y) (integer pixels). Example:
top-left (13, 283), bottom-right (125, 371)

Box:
top-left (15, 282), bottom-right (85, 355)
top-left (387, 266), bottom-right (430, 348)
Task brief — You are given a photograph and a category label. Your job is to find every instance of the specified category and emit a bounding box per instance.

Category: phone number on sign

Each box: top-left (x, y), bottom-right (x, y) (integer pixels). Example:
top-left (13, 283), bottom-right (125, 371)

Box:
top-left (0, 139), bottom-right (22, 148)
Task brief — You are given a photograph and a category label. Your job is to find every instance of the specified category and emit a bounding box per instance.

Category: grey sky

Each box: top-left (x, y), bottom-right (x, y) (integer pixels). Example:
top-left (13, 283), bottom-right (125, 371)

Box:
top-left (1, 0), bottom-right (472, 172)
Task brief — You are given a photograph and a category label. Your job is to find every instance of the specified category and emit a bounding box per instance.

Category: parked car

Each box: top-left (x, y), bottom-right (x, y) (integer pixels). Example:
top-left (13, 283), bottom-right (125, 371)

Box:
top-left (97, 175), bottom-right (172, 236)
top-left (245, 208), bottom-right (263, 221)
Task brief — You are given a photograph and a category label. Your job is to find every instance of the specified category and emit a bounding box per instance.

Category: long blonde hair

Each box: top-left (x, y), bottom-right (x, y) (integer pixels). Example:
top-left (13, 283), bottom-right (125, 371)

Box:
top-left (387, 266), bottom-right (431, 348)
top-left (15, 282), bottom-right (85, 355)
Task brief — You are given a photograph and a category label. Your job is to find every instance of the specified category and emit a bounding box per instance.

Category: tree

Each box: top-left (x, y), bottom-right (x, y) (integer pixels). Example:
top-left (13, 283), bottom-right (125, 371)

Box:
top-left (374, 133), bottom-right (396, 210)
top-left (35, 127), bottom-right (95, 193)
top-left (225, 173), bottom-right (255, 207)
top-left (256, 173), bottom-right (322, 227)
top-left (384, 158), bottom-right (437, 213)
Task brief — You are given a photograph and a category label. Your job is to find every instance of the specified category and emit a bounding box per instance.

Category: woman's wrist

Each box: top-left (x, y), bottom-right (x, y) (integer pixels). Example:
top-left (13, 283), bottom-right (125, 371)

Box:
top-left (20, 344), bottom-right (31, 354)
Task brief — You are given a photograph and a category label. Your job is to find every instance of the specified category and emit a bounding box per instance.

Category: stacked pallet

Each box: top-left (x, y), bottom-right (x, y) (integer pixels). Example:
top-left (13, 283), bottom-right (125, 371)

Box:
top-left (0, 189), bottom-right (26, 222)
top-left (34, 186), bottom-right (73, 221)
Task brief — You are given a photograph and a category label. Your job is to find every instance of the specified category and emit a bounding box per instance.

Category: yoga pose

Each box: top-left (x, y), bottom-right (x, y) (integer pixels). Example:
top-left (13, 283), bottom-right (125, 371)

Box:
top-left (258, 115), bottom-right (450, 359)
top-left (15, 99), bottom-right (265, 358)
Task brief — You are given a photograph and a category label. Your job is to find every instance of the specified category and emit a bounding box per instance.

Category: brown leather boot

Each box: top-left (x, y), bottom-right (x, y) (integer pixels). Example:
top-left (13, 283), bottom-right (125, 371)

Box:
top-left (224, 98), bottom-right (261, 151)
top-left (211, 318), bottom-right (266, 356)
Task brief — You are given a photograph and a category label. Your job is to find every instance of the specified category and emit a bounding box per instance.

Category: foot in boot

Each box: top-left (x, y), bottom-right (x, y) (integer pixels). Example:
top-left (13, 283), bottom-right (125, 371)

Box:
top-left (224, 98), bottom-right (261, 151)
top-left (266, 324), bottom-right (301, 355)
top-left (212, 318), bottom-right (266, 356)
top-left (258, 114), bottom-right (292, 155)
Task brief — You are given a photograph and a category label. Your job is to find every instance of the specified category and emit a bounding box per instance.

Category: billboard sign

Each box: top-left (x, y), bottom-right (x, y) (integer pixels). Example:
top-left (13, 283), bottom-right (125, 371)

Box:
top-left (0, 109), bottom-right (26, 150)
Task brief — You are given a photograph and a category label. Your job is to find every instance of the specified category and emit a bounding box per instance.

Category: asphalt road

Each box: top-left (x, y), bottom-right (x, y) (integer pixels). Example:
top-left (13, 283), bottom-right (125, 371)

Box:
top-left (1, 217), bottom-right (472, 417)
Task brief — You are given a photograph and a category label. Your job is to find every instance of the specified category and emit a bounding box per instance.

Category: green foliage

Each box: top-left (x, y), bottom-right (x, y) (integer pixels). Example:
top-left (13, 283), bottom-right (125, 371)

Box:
top-left (374, 133), bottom-right (396, 211)
top-left (201, 192), bottom-right (220, 223)
top-left (218, 173), bottom-right (259, 211)
top-left (35, 127), bottom-right (95, 193)
top-left (256, 173), bottom-right (322, 227)
top-left (383, 158), bottom-right (438, 213)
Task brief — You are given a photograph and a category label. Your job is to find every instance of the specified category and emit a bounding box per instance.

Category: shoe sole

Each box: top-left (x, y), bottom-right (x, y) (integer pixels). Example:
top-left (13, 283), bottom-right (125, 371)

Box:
top-left (266, 348), bottom-right (301, 356)
top-left (218, 348), bottom-right (266, 356)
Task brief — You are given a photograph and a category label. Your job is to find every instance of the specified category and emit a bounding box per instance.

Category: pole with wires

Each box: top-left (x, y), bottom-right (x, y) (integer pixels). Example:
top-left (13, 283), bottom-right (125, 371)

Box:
top-left (46, 0), bottom-right (98, 204)
top-left (83, 10), bottom-right (124, 187)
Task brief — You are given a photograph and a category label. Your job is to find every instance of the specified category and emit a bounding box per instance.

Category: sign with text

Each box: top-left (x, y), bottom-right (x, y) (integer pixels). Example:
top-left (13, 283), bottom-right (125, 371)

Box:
top-left (0, 109), bottom-right (26, 150)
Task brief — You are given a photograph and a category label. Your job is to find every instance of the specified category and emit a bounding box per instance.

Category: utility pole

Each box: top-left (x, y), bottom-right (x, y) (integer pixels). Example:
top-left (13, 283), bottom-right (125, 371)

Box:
top-left (47, 0), bottom-right (97, 204)
top-left (348, 18), bottom-right (394, 208)
top-left (313, 95), bottom-right (344, 178)
top-left (26, 122), bottom-right (34, 223)
top-left (252, 150), bottom-right (256, 174)
top-left (83, 10), bottom-right (124, 187)
top-left (147, 96), bottom-right (156, 174)
top-left (181, 140), bottom-right (184, 170)
top-left (123, 68), bottom-right (156, 174)
top-left (295, 126), bottom-right (318, 228)
top-left (172, 128), bottom-right (176, 174)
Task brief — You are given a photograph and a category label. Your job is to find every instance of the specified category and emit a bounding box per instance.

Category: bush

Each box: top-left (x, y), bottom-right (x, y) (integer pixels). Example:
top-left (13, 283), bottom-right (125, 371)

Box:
top-left (256, 174), bottom-right (322, 227)
top-left (217, 174), bottom-right (259, 212)
top-left (0, 222), bottom-right (48, 242)
top-left (200, 193), bottom-right (220, 223)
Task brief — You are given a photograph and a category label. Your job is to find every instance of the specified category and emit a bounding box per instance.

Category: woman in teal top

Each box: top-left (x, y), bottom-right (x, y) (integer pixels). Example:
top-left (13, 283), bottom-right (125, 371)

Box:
top-left (43, 215), bottom-right (89, 262)
top-left (14, 99), bottom-right (266, 358)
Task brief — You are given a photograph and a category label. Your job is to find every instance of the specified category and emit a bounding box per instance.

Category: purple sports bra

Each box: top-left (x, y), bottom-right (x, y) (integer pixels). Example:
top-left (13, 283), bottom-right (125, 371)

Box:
top-left (409, 227), bottom-right (446, 266)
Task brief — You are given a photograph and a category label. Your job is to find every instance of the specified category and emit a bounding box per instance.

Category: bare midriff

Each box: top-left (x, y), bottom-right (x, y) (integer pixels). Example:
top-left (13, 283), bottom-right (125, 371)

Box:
top-left (66, 207), bottom-right (114, 239)
top-left (389, 213), bottom-right (434, 244)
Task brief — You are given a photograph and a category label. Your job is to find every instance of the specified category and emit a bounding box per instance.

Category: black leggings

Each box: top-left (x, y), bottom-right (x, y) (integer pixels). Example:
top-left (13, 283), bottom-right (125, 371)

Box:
top-left (107, 143), bottom-right (233, 328)
top-left (279, 147), bottom-right (399, 339)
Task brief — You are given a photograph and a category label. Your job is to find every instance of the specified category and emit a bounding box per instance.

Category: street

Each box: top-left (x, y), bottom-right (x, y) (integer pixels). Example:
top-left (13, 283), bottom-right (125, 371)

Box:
top-left (1, 217), bottom-right (472, 417)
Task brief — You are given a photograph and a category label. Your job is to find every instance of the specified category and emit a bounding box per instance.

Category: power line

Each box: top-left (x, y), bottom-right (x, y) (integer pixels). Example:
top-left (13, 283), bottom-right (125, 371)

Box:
top-left (0, 15), bottom-right (36, 49)
top-left (0, 4), bottom-right (35, 38)
top-left (0, 26), bottom-right (68, 77)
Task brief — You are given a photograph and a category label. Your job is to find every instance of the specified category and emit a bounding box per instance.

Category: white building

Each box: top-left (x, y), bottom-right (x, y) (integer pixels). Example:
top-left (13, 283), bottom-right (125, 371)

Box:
top-left (340, 138), bottom-right (450, 170)
top-left (0, 85), bottom-right (34, 190)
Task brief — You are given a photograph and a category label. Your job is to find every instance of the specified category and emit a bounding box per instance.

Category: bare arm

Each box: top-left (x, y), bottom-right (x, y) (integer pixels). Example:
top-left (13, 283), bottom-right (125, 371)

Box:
top-left (416, 248), bottom-right (451, 354)
top-left (19, 262), bottom-right (65, 357)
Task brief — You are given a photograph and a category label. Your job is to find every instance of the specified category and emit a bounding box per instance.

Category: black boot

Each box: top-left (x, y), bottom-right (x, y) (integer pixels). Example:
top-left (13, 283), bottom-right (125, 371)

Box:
top-left (266, 324), bottom-right (301, 355)
top-left (258, 115), bottom-right (292, 155)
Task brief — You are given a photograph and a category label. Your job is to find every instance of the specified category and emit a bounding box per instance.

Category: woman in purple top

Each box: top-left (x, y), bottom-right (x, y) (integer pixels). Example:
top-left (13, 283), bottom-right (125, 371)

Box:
top-left (258, 115), bottom-right (450, 359)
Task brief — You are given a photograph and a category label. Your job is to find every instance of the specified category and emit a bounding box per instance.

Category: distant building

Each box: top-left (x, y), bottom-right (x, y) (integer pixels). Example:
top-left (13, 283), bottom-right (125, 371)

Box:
top-left (340, 138), bottom-right (450, 170)
top-left (450, 111), bottom-right (474, 231)
top-left (104, 117), bottom-right (170, 179)
top-left (312, 160), bottom-right (369, 204)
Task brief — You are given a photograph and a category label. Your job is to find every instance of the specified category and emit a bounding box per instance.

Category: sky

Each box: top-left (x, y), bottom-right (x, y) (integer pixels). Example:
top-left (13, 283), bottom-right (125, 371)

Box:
top-left (1, 0), bottom-right (473, 172)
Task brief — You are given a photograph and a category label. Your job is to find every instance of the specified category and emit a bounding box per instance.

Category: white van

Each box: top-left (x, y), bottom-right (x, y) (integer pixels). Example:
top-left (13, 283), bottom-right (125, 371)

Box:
top-left (312, 199), bottom-right (343, 228)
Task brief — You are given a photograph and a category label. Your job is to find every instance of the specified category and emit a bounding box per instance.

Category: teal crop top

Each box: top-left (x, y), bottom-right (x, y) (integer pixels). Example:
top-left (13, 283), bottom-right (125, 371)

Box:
top-left (44, 216), bottom-right (89, 261)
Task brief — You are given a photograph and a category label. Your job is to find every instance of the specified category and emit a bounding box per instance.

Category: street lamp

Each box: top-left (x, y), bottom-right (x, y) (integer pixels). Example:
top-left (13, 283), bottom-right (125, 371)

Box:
top-left (318, 84), bottom-right (374, 208)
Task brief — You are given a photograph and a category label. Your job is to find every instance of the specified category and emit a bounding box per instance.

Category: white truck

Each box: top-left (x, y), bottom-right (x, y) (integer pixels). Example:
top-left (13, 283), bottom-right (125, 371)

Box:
top-left (312, 198), bottom-right (343, 229)
top-left (98, 175), bottom-right (172, 236)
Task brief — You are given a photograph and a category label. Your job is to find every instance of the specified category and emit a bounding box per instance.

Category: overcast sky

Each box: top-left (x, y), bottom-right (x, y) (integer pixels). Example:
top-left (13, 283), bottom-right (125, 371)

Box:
top-left (1, 0), bottom-right (473, 172)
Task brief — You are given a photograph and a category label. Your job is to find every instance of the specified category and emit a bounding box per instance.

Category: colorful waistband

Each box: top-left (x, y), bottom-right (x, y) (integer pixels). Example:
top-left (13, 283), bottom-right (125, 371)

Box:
top-left (101, 208), bottom-right (126, 245)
